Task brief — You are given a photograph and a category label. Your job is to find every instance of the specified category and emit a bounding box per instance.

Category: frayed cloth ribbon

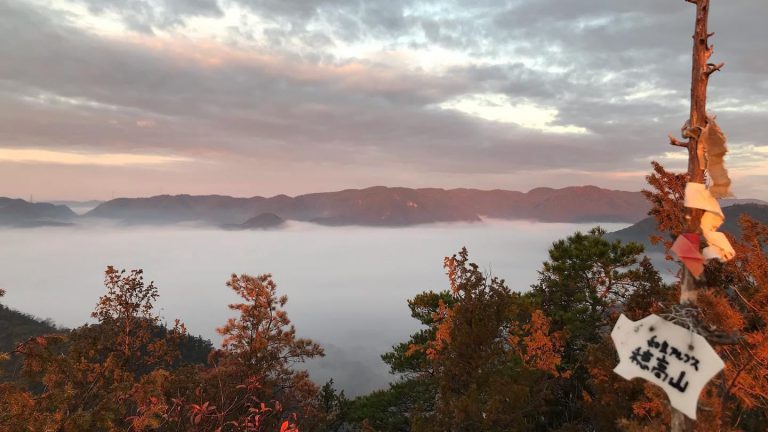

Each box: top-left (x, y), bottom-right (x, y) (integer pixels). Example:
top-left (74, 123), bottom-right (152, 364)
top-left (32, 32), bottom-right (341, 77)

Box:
top-left (700, 116), bottom-right (732, 198)
top-left (683, 182), bottom-right (735, 263)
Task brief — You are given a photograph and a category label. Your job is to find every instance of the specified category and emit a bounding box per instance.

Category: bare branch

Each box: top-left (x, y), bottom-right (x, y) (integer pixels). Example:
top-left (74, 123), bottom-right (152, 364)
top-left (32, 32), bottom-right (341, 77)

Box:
top-left (669, 135), bottom-right (689, 148)
top-left (705, 62), bottom-right (725, 76)
top-left (702, 330), bottom-right (741, 345)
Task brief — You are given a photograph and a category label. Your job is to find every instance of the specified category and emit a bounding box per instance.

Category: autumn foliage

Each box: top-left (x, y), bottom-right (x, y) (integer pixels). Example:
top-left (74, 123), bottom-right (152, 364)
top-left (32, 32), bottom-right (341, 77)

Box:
top-left (360, 164), bottom-right (766, 431)
top-left (0, 270), bottom-right (324, 432)
top-left (637, 162), bottom-right (768, 430)
top-left (1, 163), bottom-right (766, 431)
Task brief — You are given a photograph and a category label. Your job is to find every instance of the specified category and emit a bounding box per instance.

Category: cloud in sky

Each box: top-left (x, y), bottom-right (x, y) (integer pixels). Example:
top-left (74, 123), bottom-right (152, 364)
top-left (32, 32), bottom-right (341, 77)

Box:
top-left (0, 148), bottom-right (190, 166)
top-left (438, 93), bottom-right (589, 134)
top-left (1, 0), bottom-right (767, 200)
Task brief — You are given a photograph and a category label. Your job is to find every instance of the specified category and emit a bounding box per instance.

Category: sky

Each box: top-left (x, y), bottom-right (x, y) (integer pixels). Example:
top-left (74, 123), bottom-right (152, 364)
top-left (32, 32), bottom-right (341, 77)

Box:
top-left (1, 0), bottom-right (767, 201)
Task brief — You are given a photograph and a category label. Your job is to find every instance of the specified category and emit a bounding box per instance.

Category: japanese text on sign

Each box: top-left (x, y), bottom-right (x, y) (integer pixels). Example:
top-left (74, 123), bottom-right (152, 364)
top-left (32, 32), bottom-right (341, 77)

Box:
top-left (611, 314), bottom-right (724, 420)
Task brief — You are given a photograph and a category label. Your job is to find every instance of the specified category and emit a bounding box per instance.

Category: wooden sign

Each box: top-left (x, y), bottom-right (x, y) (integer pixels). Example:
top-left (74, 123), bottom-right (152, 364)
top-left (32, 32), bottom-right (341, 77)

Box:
top-left (611, 314), bottom-right (724, 420)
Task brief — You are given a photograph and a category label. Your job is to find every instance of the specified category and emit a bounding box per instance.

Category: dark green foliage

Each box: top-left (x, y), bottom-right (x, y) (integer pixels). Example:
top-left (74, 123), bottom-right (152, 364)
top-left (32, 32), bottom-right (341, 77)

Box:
top-left (381, 290), bottom-right (453, 378)
top-left (161, 326), bottom-right (212, 366)
top-left (530, 228), bottom-right (673, 430)
top-left (352, 233), bottom-right (672, 432)
top-left (0, 301), bottom-right (61, 382)
top-left (368, 249), bottom-right (569, 432)
top-left (316, 380), bottom-right (350, 431)
top-left (0, 307), bottom-right (58, 354)
top-left (424, 249), bottom-right (519, 431)
top-left (532, 227), bottom-right (665, 351)
top-left (345, 379), bottom-right (436, 432)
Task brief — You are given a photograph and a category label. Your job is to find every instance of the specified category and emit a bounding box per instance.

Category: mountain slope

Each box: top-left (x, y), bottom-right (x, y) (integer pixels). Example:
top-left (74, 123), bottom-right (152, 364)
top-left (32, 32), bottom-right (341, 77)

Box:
top-left (0, 198), bottom-right (76, 227)
top-left (607, 204), bottom-right (768, 250)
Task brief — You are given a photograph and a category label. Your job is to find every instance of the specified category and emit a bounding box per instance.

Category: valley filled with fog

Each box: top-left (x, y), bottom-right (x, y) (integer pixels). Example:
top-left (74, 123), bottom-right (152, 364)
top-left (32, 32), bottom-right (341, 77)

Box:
top-left (0, 220), bottom-right (630, 396)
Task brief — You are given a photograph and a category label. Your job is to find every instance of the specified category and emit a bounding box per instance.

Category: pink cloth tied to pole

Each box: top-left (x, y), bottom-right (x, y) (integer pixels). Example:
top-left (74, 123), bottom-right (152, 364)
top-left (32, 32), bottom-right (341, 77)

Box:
top-left (671, 233), bottom-right (705, 278)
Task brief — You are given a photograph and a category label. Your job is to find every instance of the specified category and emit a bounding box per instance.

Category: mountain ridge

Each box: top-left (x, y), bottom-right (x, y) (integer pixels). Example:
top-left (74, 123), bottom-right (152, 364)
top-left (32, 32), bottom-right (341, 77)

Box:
top-left (83, 185), bottom-right (650, 227)
top-left (0, 198), bottom-right (77, 227)
top-left (5, 186), bottom-right (766, 229)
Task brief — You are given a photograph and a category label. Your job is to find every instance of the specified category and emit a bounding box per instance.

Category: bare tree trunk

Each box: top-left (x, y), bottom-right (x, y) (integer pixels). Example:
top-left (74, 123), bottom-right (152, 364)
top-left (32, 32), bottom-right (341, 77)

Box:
top-left (670, 0), bottom-right (722, 430)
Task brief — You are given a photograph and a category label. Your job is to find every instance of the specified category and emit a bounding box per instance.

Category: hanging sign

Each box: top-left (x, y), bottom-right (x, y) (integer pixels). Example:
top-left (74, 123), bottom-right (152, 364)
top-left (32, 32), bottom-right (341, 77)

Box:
top-left (611, 314), bottom-right (724, 420)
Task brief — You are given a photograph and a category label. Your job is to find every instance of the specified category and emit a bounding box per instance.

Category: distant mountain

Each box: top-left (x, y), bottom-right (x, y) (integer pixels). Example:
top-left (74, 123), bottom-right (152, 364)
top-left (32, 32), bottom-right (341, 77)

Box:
top-left (223, 212), bottom-right (286, 230)
top-left (720, 198), bottom-right (768, 207)
top-left (83, 185), bottom-right (651, 227)
top-left (0, 198), bottom-right (76, 227)
top-left (8, 188), bottom-right (766, 229)
top-left (607, 204), bottom-right (768, 251)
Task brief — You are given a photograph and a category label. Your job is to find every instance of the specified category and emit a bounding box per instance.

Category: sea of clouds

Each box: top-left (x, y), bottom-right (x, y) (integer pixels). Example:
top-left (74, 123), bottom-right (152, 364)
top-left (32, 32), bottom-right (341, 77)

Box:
top-left (0, 220), bottom-right (629, 395)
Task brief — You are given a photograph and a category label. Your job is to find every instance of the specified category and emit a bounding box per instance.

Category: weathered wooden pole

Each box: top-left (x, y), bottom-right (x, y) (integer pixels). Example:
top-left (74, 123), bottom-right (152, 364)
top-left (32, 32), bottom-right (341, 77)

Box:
top-left (668, 0), bottom-right (723, 430)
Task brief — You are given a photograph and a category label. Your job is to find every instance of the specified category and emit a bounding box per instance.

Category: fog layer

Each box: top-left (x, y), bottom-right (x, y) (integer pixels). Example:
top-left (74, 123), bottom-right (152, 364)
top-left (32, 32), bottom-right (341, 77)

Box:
top-left (0, 220), bottom-right (626, 395)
